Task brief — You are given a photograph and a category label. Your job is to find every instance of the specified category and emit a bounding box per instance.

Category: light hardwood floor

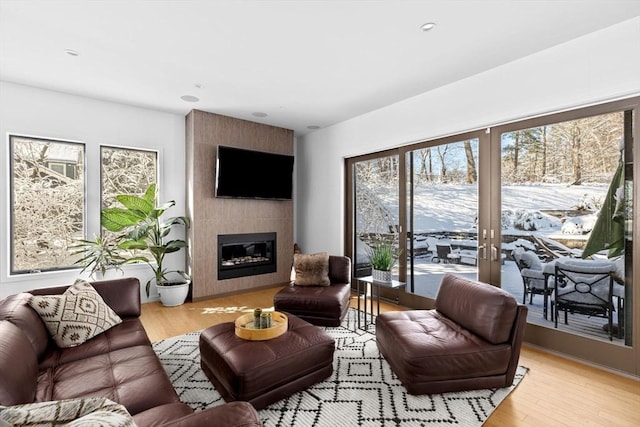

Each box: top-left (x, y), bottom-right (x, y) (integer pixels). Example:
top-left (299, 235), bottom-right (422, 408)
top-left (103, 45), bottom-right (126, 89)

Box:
top-left (140, 286), bottom-right (640, 427)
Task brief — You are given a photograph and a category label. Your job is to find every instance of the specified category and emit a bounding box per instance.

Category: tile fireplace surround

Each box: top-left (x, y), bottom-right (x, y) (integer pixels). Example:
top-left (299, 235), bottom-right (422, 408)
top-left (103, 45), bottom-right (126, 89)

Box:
top-left (185, 110), bottom-right (294, 300)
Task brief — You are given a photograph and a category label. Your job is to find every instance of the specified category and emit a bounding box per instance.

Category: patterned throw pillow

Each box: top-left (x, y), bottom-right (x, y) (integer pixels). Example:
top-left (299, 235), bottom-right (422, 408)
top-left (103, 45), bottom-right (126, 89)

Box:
top-left (293, 252), bottom-right (330, 286)
top-left (28, 279), bottom-right (122, 348)
top-left (0, 397), bottom-right (135, 427)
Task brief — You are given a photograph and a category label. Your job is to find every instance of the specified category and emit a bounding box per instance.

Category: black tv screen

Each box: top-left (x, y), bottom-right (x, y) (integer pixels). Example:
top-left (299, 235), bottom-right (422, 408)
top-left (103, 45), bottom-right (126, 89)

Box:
top-left (215, 145), bottom-right (294, 200)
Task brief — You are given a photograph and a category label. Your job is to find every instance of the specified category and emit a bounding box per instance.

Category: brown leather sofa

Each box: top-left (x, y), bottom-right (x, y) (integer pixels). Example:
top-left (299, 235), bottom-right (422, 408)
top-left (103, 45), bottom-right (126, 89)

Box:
top-left (0, 277), bottom-right (262, 427)
top-left (273, 255), bottom-right (351, 326)
top-left (376, 274), bottom-right (527, 394)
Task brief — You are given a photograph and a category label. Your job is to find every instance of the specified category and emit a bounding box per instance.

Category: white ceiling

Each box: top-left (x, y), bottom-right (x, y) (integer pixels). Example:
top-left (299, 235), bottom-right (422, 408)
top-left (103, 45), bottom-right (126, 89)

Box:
top-left (1, 1), bottom-right (639, 135)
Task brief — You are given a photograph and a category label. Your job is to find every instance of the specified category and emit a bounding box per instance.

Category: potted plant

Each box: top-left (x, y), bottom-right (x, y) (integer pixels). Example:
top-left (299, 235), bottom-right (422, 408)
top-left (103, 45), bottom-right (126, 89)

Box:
top-left (71, 234), bottom-right (124, 280)
top-left (367, 241), bottom-right (397, 282)
top-left (101, 184), bottom-right (191, 306)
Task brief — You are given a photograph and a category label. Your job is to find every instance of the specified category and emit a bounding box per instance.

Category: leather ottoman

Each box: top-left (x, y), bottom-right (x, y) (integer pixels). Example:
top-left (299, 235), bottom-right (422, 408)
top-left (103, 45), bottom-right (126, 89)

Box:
top-left (199, 313), bottom-right (335, 410)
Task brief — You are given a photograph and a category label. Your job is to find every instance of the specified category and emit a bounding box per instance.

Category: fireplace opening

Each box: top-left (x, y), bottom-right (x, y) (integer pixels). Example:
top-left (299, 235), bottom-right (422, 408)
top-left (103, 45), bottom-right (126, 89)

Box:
top-left (218, 232), bottom-right (276, 280)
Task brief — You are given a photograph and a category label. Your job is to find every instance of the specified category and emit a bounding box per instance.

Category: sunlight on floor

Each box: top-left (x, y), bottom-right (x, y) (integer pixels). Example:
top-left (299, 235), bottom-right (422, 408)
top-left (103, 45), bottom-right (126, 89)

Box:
top-left (200, 305), bottom-right (274, 314)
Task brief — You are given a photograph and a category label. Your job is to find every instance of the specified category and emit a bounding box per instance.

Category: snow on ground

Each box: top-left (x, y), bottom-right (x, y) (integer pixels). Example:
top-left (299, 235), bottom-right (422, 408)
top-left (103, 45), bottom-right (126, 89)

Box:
top-left (364, 182), bottom-right (608, 238)
top-left (355, 181), bottom-right (609, 266)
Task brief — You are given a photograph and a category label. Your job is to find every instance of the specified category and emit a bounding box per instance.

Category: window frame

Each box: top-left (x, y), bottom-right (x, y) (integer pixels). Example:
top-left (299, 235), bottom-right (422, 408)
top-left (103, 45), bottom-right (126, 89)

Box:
top-left (9, 134), bottom-right (87, 275)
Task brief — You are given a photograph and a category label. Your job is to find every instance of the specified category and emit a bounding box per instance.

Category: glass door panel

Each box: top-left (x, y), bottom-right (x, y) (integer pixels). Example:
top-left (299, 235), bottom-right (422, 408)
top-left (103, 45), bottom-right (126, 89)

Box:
top-left (353, 155), bottom-right (400, 281)
top-left (406, 138), bottom-right (480, 298)
top-left (499, 110), bottom-right (633, 347)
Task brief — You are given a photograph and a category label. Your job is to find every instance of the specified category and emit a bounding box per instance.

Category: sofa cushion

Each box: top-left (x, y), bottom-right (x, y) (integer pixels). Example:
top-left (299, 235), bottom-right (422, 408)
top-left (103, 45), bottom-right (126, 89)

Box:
top-left (0, 397), bottom-right (134, 427)
top-left (35, 345), bottom-right (181, 416)
top-left (131, 402), bottom-right (194, 426)
top-left (133, 402), bottom-right (263, 427)
top-left (38, 318), bottom-right (151, 370)
top-left (273, 282), bottom-right (351, 327)
top-left (0, 321), bottom-right (38, 406)
top-left (0, 292), bottom-right (50, 359)
top-left (28, 279), bottom-right (123, 348)
top-left (435, 274), bottom-right (518, 344)
top-left (293, 252), bottom-right (330, 286)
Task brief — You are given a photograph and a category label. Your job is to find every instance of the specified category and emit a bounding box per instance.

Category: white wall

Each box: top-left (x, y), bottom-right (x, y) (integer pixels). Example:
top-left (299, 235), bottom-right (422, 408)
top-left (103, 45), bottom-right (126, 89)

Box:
top-left (295, 17), bottom-right (640, 255)
top-left (0, 82), bottom-right (185, 300)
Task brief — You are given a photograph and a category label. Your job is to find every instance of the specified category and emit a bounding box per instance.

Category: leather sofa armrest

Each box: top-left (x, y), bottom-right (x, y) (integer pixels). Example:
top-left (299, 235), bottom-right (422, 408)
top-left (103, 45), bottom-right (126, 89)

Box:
top-left (0, 321), bottom-right (38, 406)
top-left (162, 402), bottom-right (263, 427)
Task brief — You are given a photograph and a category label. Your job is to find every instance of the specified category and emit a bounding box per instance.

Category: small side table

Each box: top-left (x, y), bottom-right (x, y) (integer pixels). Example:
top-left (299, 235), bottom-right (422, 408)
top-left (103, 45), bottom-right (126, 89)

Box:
top-left (355, 276), bottom-right (405, 331)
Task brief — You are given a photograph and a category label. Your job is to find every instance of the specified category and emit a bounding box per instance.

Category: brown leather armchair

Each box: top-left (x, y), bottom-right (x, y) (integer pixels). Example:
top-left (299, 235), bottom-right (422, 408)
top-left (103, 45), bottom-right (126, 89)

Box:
top-left (273, 255), bottom-right (351, 326)
top-left (376, 273), bottom-right (527, 394)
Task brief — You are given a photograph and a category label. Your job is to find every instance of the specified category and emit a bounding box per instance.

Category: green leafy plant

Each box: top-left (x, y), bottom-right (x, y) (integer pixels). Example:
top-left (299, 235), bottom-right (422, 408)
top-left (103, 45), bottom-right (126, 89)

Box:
top-left (101, 184), bottom-right (190, 297)
top-left (71, 234), bottom-right (124, 278)
top-left (367, 242), bottom-right (397, 271)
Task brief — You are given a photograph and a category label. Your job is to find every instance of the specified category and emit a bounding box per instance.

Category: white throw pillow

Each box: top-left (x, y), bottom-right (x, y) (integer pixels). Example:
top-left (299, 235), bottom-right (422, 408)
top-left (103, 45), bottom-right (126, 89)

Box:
top-left (0, 397), bottom-right (134, 427)
top-left (28, 279), bottom-right (122, 348)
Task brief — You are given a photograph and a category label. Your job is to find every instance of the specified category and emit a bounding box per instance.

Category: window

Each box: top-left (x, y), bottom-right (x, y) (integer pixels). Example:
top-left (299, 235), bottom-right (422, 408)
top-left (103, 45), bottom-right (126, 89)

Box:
top-left (499, 109), bottom-right (633, 347)
top-left (100, 146), bottom-right (158, 209)
top-left (10, 135), bottom-right (85, 274)
top-left (99, 146), bottom-right (158, 263)
top-left (47, 161), bottom-right (77, 179)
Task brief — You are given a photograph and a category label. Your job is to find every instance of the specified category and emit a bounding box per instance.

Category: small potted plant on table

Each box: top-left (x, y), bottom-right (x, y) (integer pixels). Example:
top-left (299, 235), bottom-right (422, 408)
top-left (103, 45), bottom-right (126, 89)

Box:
top-left (101, 184), bottom-right (191, 306)
top-left (367, 242), bottom-right (397, 283)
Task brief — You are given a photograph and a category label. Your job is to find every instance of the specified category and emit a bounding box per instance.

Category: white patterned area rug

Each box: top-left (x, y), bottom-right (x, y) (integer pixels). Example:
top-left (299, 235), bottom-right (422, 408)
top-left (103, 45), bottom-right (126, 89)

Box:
top-left (152, 309), bottom-right (527, 427)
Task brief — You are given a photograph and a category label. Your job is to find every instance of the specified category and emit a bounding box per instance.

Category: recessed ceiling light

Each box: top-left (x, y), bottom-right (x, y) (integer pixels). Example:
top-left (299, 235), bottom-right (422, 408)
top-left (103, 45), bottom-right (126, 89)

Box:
top-left (252, 112), bottom-right (268, 118)
top-left (180, 95), bottom-right (199, 102)
top-left (307, 125), bottom-right (320, 130)
top-left (64, 49), bottom-right (79, 56)
top-left (420, 22), bottom-right (436, 32)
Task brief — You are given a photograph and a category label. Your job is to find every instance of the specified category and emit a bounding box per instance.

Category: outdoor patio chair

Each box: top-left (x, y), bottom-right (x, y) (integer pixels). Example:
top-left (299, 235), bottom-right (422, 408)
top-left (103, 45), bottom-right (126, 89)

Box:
top-left (435, 244), bottom-right (460, 264)
top-left (552, 259), bottom-right (621, 341)
top-left (512, 248), bottom-right (554, 317)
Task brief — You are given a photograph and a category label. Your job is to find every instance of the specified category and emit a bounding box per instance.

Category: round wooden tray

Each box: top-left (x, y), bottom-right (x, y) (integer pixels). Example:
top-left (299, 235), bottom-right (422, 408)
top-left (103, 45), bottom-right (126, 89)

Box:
top-left (234, 311), bottom-right (288, 341)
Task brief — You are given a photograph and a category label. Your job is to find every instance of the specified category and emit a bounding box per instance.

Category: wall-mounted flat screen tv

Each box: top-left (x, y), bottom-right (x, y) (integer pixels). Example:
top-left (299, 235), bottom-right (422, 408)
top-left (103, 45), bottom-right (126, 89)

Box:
top-left (215, 145), bottom-right (294, 200)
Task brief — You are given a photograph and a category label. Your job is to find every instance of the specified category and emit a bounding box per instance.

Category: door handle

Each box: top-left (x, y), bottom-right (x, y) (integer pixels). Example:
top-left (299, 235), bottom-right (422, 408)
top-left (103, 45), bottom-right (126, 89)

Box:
top-left (491, 244), bottom-right (498, 262)
top-left (478, 244), bottom-right (487, 260)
